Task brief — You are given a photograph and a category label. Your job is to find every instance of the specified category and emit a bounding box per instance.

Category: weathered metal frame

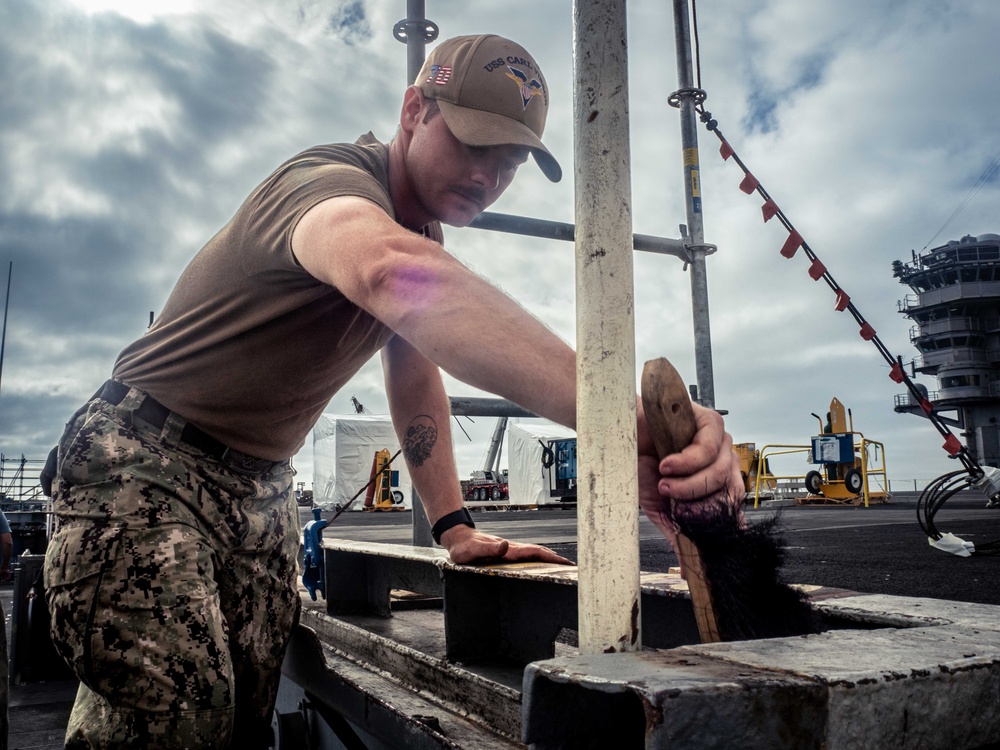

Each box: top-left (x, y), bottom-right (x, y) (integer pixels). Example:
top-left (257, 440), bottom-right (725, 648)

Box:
top-left (322, 539), bottom-right (702, 664)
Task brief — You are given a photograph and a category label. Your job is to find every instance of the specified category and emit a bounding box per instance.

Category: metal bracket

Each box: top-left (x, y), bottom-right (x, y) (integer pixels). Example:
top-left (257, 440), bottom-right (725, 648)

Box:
top-left (392, 18), bottom-right (439, 44)
top-left (667, 86), bottom-right (708, 108)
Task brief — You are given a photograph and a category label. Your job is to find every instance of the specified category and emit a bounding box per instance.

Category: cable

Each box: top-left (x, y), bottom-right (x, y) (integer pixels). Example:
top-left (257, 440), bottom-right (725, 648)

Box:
top-left (691, 0), bottom-right (702, 89)
top-left (921, 149), bottom-right (1000, 252)
top-left (916, 470), bottom-right (1000, 555)
top-left (325, 449), bottom-right (402, 523)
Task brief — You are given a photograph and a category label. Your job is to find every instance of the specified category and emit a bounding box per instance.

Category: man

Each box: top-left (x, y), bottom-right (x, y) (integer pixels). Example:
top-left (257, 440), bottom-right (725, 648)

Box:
top-left (0, 508), bottom-right (12, 747)
top-left (45, 34), bottom-right (740, 749)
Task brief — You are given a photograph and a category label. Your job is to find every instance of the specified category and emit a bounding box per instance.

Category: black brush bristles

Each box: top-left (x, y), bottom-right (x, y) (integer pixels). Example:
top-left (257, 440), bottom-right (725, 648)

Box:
top-left (663, 501), bottom-right (822, 641)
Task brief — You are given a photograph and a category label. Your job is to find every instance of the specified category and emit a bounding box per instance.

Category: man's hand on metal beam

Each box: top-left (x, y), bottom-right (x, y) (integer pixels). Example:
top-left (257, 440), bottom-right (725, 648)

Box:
top-left (441, 525), bottom-right (574, 566)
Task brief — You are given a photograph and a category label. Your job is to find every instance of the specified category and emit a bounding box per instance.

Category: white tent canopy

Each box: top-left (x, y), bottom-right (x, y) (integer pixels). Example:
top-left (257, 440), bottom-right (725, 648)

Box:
top-left (313, 414), bottom-right (412, 510)
top-left (507, 422), bottom-right (577, 506)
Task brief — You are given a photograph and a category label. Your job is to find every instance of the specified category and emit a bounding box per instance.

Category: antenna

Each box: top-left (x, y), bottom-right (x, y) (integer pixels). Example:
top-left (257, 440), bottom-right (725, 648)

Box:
top-left (0, 261), bottom-right (12, 397)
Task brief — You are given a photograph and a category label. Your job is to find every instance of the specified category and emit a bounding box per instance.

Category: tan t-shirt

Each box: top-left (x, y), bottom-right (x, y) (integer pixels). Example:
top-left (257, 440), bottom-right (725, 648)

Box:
top-left (113, 134), bottom-right (442, 460)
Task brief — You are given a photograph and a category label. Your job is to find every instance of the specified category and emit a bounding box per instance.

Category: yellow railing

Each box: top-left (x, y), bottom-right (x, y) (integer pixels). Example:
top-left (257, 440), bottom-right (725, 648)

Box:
top-left (752, 444), bottom-right (812, 508)
top-left (751, 437), bottom-right (889, 508)
top-left (857, 435), bottom-right (889, 507)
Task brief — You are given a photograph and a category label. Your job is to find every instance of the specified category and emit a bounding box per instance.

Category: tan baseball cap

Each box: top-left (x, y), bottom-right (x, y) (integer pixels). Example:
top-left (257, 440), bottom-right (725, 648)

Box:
top-left (415, 34), bottom-right (562, 183)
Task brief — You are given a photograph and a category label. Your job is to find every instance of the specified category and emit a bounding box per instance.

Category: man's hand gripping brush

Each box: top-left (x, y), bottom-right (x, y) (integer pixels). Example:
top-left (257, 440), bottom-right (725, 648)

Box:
top-left (640, 358), bottom-right (820, 643)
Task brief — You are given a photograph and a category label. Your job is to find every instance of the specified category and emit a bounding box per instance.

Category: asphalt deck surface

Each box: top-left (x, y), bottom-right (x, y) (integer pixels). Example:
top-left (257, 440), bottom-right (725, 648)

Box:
top-left (312, 491), bottom-right (1000, 606)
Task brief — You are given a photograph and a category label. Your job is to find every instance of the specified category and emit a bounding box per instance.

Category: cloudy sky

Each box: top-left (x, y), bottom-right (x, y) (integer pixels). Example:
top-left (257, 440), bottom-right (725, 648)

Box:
top-left (1, 0), bottom-right (998, 497)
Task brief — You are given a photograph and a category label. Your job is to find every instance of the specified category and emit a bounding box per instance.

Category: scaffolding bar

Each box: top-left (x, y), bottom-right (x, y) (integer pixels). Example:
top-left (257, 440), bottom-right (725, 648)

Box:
top-left (469, 212), bottom-right (692, 260)
top-left (396, 0), bottom-right (438, 547)
top-left (671, 0), bottom-right (717, 407)
top-left (448, 396), bottom-right (537, 418)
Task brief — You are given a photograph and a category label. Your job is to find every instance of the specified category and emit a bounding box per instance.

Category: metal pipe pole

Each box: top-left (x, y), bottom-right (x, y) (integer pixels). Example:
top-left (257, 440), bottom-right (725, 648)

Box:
top-left (573, 0), bottom-right (641, 654)
top-left (448, 396), bottom-right (537, 418)
top-left (0, 261), bottom-right (12, 397)
top-left (671, 0), bottom-right (716, 408)
top-left (469, 211), bottom-right (695, 261)
top-left (394, 1), bottom-right (438, 546)
top-left (394, 0), bottom-right (438, 84)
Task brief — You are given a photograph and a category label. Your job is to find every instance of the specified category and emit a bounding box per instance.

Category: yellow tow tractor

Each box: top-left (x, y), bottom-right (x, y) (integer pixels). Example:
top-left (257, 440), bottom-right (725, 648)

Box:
top-left (803, 397), bottom-right (890, 506)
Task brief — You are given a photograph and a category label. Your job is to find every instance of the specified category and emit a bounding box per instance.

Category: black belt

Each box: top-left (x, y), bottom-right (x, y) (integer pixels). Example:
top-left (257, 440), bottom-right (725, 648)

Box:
top-left (96, 380), bottom-right (286, 475)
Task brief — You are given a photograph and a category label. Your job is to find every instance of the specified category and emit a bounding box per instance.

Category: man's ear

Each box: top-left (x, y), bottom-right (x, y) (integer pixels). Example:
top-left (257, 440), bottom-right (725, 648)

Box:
top-left (399, 86), bottom-right (424, 135)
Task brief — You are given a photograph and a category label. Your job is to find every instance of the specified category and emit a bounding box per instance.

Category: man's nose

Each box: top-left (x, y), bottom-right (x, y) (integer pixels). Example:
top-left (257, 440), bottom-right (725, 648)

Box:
top-left (469, 154), bottom-right (501, 190)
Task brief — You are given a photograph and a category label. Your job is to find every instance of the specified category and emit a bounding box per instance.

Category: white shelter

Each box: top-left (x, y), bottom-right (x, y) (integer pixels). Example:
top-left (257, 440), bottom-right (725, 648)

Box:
top-left (507, 422), bottom-right (577, 507)
top-left (313, 414), bottom-right (412, 510)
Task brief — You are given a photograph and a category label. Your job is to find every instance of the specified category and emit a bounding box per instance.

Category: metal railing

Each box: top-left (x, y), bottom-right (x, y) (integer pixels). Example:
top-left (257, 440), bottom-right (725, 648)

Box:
top-left (750, 436), bottom-right (889, 508)
top-left (0, 454), bottom-right (47, 509)
top-left (751, 444), bottom-right (811, 508)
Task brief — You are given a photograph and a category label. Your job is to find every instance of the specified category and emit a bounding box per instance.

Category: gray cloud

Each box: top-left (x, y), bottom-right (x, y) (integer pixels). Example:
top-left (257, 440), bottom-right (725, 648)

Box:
top-left (1, 0), bottom-right (998, 493)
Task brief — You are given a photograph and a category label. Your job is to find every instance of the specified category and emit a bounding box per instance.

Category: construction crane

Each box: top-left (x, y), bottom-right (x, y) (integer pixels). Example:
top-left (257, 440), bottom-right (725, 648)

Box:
top-left (463, 417), bottom-right (509, 502)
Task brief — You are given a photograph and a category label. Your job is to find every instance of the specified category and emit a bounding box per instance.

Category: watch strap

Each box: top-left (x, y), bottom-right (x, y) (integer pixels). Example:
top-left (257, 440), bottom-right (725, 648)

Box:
top-left (431, 507), bottom-right (476, 545)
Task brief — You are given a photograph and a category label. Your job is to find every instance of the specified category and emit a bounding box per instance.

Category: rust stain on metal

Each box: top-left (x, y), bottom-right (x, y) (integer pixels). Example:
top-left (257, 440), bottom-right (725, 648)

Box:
top-left (639, 693), bottom-right (664, 729)
top-left (630, 600), bottom-right (640, 645)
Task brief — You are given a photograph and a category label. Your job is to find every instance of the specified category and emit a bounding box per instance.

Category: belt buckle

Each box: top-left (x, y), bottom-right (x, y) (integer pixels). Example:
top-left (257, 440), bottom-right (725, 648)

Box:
top-left (221, 447), bottom-right (273, 475)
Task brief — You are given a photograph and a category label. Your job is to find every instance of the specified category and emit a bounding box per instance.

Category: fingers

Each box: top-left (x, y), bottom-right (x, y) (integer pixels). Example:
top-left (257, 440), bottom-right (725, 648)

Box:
top-left (446, 529), bottom-right (574, 566)
top-left (657, 405), bottom-right (741, 502)
top-left (447, 534), bottom-right (508, 564)
top-left (657, 403), bottom-right (724, 476)
top-left (502, 542), bottom-right (575, 565)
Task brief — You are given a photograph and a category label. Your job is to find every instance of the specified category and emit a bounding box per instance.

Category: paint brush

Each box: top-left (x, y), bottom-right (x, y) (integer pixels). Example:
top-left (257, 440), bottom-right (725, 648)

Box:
top-left (641, 357), bottom-right (820, 642)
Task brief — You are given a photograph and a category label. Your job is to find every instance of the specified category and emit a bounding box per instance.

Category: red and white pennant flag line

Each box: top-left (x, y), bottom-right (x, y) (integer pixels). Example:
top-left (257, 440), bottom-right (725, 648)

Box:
top-left (707, 120), bottom-right (968, 464)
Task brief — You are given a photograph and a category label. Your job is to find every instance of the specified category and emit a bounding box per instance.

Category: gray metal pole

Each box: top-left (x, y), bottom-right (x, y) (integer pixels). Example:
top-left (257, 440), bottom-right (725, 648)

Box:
top-left (469, 212), bottom-right (694, 260)
top-left (0, 261), bottom-right (12, 398)
top-left (671, 0), bottom-right (716, 408)
top-left (393, 0), bottom-right (439, 85)
top-left (448, 396), bottom-right (537, 418)
top-left (573, 0), bottom-right (642, 655)
top-left (394, 1), bottom-right (438, 546)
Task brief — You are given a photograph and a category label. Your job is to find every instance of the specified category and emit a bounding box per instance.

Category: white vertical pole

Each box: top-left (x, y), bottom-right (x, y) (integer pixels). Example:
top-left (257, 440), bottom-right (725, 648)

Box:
top-left (573, 0), bottom-right (641, 654)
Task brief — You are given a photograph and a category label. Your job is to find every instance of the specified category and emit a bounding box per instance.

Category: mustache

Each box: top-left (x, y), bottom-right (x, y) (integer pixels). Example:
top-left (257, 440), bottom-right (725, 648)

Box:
top-left (453, 186), bottom-right (488, 204)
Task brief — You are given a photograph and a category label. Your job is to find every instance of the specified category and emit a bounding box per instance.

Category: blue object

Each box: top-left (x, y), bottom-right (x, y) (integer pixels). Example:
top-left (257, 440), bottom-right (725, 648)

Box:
top-left (811, 434), bottom-right (854, 464)
top-left (553, 439), bottom-right (577, 485)
top-left (302, 507), bottom-right (330, 601)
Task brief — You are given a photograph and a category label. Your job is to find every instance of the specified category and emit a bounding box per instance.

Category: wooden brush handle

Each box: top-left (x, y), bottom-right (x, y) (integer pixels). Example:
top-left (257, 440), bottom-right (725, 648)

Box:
top-left (641, 358), bottom-right (698, 458)
top-left (640, 357), bottom-right (722, 643)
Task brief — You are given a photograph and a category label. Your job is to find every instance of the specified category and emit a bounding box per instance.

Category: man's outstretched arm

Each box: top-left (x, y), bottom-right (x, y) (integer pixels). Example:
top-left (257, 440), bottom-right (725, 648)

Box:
top-left (382, 334), bottom-right (571, 565)
top-left (294, 196), bottom-right (741, 528)
top-left (293, 196), bottom-right (577, 429)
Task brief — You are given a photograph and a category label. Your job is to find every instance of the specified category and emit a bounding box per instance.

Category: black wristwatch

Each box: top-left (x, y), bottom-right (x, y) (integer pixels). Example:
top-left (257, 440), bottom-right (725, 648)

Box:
top-left (431, 508), bottom-right (476, 545)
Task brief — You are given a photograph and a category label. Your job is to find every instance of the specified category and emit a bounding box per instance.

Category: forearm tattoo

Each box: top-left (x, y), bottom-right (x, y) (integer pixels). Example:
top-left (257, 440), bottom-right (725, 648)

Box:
top-left (403, 415), bottom-right (438, 467)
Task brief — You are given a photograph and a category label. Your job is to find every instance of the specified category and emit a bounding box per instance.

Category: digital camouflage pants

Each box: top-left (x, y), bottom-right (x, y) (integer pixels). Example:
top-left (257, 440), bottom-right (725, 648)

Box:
top-left (44, 385), bottom-right (301, 749)
top-left (1, 596), bottom-right (7, 747)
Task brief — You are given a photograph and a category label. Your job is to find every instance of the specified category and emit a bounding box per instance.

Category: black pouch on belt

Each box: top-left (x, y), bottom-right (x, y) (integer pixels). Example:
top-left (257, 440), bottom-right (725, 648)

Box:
top-left (39, 445), bottom-right (58, 497)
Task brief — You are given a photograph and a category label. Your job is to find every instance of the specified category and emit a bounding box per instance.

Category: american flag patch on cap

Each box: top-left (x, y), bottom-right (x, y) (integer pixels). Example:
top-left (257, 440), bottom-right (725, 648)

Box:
top-left (427, 65), bottom-right (452, 85)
